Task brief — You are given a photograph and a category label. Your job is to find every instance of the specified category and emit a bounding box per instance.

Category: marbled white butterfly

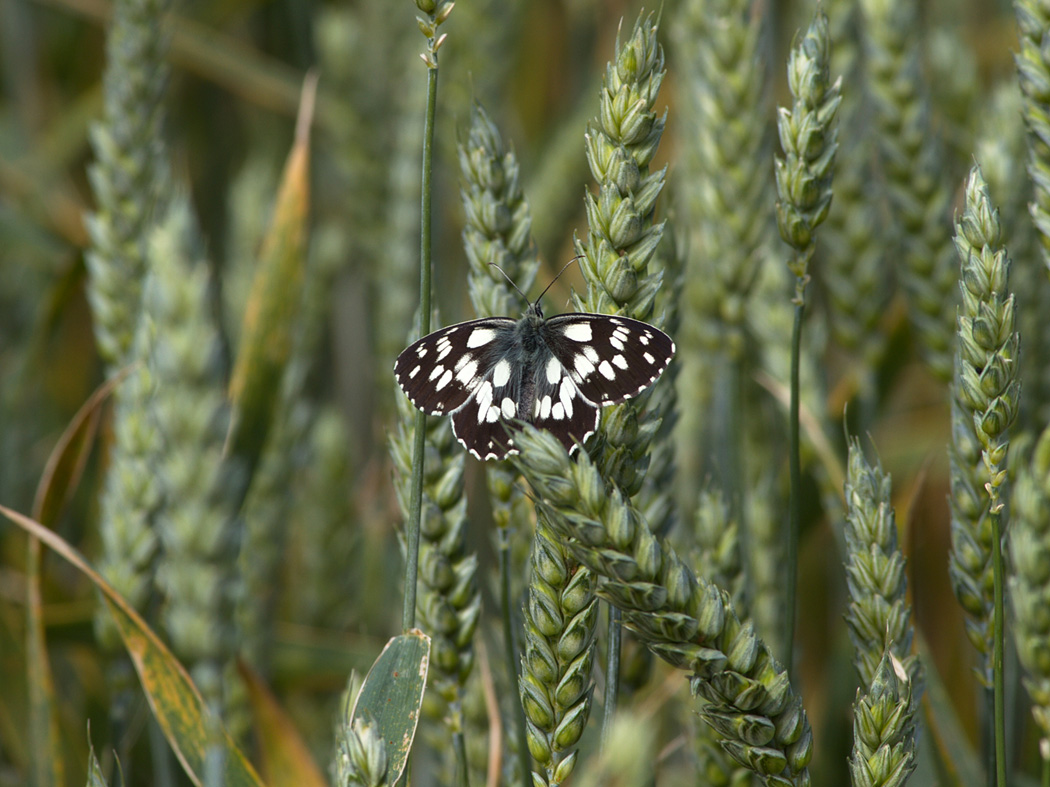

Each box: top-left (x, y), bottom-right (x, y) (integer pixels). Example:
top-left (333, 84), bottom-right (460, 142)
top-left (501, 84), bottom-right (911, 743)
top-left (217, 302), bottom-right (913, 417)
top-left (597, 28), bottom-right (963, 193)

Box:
top-left (394, 291), bottom-right (675, 461)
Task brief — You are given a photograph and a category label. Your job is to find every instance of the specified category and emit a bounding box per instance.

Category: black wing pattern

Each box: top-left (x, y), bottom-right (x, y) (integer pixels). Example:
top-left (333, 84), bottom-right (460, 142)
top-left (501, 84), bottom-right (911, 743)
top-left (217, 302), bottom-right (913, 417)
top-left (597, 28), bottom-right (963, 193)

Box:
top-left (522, 338), bottom-right (604, 455)
top-left (540, 314), bottom-right (676, 406)
top-left (394, 317), bottom-right (516, 416)
top-left (394, 309), bottom-right (675, 461)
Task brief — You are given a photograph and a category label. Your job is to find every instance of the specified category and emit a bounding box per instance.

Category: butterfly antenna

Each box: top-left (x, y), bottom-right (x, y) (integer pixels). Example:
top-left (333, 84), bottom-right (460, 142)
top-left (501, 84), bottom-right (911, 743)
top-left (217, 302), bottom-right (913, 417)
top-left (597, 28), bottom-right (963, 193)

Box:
top-left (488, 263), bottom-right (531, 308)
top-left (535, 255), bottom-right (584, 304)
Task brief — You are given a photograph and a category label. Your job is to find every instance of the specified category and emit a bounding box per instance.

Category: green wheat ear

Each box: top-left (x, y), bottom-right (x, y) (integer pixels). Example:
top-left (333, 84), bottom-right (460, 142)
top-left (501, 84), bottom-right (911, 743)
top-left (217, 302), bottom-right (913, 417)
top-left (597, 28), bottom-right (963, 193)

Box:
top-left (947, 165), bottom-right (1020, 683)
top-left (336, 671), bottom-right (390, 787)
top-left (849, 653), bottom-right (918, 787)
top-left (859, 0), bottom-right (957, 381)
top-left (1016, 0), bottom-right (1050, 275)
top-left (684, 487), bottom-right (753, 785)
top-left (459, 99), bottom-right (538, 536)
top-left (1010, 426), bottom-right (1050, 749)
top-left (457, 98), bottom-right (543, 784)
top-left (574, 9), bottom-right (666, 319)
top-left (572, 9), bottom-right (669, 497)
top-left (671, 0), bottom-right (772, 362)
top-left (146, 195), bottom-right (240, 719)
top-left (820, 0), bottom-right (890, 392)
top-left (775, 10), bottom-right (840, 292)
top-left (87, 0), bottom-right (172, 717)
top-left (85, 0), bottom-right (173, 370)
top-left (512, 426), bottom-right (813, 786)
top-left (842, 437), bottom-right (924, 743)
top-left (519, 517), bottom-right (598, 787)
top-left (978, 79), bottom-right (1050, 432)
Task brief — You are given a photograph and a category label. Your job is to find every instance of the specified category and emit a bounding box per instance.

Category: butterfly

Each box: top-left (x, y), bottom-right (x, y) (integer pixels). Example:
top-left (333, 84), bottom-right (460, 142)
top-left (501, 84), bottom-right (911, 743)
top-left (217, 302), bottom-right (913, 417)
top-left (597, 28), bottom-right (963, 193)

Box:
top-left (394, 294), bottom-right (675, 461)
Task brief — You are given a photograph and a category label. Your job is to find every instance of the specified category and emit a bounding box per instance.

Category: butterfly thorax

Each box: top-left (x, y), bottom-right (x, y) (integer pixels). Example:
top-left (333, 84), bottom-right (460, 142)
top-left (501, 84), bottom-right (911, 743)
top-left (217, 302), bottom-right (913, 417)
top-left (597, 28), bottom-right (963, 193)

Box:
top-left (515, 302), bottom-right (546, 352)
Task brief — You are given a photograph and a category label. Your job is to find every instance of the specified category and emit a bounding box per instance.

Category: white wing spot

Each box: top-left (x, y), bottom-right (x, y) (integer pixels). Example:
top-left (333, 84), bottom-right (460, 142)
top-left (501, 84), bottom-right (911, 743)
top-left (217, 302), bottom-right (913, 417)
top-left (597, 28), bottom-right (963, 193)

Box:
top-left (493, 359), bottom-right (512, 388)
top-left (546, 356), bottom-right (561, 384)
top-left (534, 398), bottom-right (543, 417)
top-left (563, 322), bottom-right (593, 342)
top-left (540, 395), bottom-right (552, 419)
top-left (456, 359), bottom-right (479, 386)
top-left (417, 346), bottom-right (428, 358)
top-left (583, 346), bottom-right (599, 363)
top-left (436, 369), bottom-right (453, 390)
top-left (574, 353), bottom-right (596, 378)
top-left (598, 361), bottom-right (616, 380)
top-left (467, 328), bottom-right (496, 348)
top-left (429, 365), bottom-right (444, 381)
top-left (640, 332), bottom-right (651, 345)
top-left (552, 402), bottom-right (565, 420)
top-left (643, 352), bottom-right (655, 364)
top-left (437, 344), bottom-right (452, 361)
top-left (501, 397), bottom-right (516, 418)
top-left (609, 335), bottom-right (625, 350)
top-left (612, 354), bottom-right (627, 370)
top-left (559, 377), bottom-right (575, 419)
top-left (486, 405), bottom-right (500, 423)
top-left (410, 365), bottom-right (422, 379)
top-left (475, 381), bottom-right (494, 423)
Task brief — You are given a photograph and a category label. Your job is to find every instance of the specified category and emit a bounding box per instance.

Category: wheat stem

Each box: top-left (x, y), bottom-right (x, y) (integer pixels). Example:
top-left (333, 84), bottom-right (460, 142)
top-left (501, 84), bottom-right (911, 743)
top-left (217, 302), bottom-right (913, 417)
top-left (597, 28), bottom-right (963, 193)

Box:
top-left (601, 606), bottom-right (621, 750)
top-left (774, 10), bottom-right (841, 669)
top-left (404, 0), bottom-right (451, 634)
top-left (991, 504), bottom-right (1006, 787)
top-left (786, 302), bottom-right (802, 669)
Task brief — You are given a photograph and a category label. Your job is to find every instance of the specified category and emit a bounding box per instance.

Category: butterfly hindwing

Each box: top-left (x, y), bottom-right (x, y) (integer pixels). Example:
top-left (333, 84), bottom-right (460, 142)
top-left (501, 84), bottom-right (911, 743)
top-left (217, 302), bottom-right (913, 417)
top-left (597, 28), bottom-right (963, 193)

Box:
top-left (450, 379), bottom-right (517, 460)
top-left (525, 345), bottom-right (602, 454)
top-left (540, 314), bottom-right (676, 406)
top-left (394, 317), bottom-right (516, 416)
top-left (449, 342), bottom-right (529, 460)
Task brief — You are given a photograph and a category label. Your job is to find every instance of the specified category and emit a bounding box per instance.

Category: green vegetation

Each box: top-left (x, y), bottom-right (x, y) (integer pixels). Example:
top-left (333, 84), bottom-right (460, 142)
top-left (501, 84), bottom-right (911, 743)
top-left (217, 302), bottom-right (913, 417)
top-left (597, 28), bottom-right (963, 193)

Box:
top-left (2, 1), bottom-right (1049, 786)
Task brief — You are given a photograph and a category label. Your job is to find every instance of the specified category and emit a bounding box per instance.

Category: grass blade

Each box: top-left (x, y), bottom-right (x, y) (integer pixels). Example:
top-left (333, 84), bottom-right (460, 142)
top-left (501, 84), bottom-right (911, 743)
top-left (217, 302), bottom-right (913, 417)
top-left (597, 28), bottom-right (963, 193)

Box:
top-left (238, 662), bottom-right (326, 787)
top-left (0, 505), bottom-right (264, 787)
top-left (349, 631), bottom-right (432, 785)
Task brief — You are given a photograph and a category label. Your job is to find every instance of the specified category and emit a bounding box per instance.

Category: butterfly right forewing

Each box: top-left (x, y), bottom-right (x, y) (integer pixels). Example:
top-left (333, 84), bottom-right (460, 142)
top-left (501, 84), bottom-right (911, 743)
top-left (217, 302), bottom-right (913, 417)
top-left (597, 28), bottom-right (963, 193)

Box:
top-left (541, 314), bottom-right (675, 407)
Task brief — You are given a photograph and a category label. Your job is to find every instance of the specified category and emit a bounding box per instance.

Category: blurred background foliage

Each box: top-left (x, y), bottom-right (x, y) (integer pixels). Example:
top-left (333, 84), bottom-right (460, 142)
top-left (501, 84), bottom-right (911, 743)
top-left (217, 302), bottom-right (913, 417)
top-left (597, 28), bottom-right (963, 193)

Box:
top-left (0, 0), bottom-right (1044, 784)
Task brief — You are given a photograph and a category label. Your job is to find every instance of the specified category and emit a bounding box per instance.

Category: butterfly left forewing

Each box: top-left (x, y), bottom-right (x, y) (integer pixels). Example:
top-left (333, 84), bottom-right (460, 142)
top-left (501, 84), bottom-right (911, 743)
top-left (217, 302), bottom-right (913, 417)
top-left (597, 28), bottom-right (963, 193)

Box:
top-left (394, 317), bottom-right (515, 416)
top-left (542, 314), bottom-right (676, 407)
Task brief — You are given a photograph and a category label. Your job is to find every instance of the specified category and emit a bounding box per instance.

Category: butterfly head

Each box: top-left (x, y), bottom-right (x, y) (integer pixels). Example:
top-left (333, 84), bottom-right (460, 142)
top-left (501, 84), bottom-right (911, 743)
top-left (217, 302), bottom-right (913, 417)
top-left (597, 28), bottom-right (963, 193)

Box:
top-left (523, 299), bottom-right (545, 323)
